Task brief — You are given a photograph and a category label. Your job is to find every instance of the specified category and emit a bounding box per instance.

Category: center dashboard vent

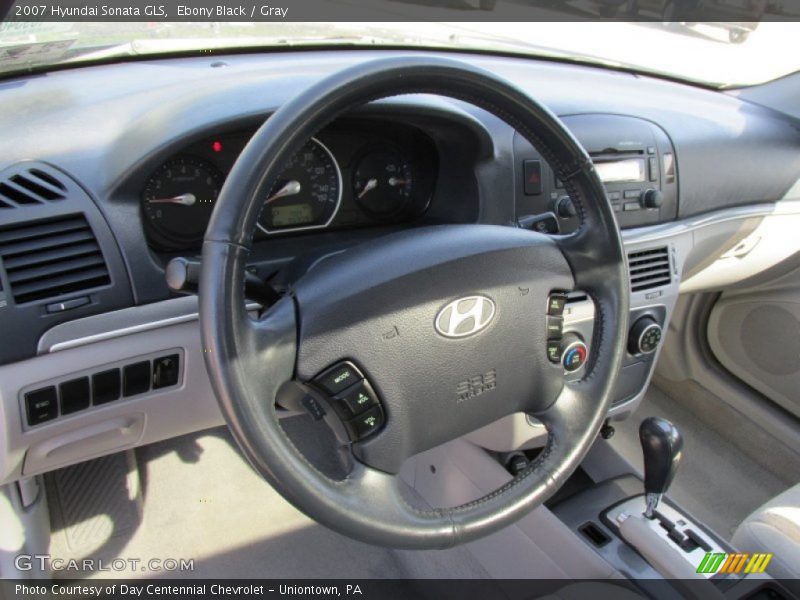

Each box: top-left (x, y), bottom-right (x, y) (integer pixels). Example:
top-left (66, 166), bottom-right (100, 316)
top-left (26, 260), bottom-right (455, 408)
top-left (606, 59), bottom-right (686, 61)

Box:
top-left (627, 247), bottom-right (672, 292)
top-left (0, 214), bottom-right (111, 304)
top-left (0, 168), bottom-right (68, 208)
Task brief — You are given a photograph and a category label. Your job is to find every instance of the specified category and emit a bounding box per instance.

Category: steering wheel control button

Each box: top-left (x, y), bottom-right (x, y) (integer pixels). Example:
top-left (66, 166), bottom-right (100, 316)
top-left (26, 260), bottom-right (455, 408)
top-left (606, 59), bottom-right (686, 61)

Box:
top-left (59, 377), bottom-right (91, 415)
top-left (628, 316), bottom-right (663, 355)
top-left (312, 361), bottom-right (363, 396)
top-left (300, 394), bottom-right (326, 421)
top-left (546, 316), bottom-right (564, 340)
top-left (547, 341), bottom-right (562, 363)
top-left (547, 293), bottom-right (568, 316)
top-left (24, 386), bottom-right (58, 427)
top-left (333, 380), bottom-right (379, 419)
top-left (344, 405), bottom-right (384, 441)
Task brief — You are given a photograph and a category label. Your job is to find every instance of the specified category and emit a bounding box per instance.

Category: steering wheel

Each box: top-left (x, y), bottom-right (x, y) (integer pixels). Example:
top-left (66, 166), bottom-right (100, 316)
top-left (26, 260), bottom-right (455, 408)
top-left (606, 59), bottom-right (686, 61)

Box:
top-left (200, 56), bottom-right (628, 549)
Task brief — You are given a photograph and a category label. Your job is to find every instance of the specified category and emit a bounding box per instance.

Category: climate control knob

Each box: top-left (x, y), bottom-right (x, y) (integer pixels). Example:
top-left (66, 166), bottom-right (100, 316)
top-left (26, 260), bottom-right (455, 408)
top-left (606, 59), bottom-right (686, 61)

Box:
top-left (556, 333), bottom-right (589, 372)
top-left (628, 316), bottom-right (663, 355)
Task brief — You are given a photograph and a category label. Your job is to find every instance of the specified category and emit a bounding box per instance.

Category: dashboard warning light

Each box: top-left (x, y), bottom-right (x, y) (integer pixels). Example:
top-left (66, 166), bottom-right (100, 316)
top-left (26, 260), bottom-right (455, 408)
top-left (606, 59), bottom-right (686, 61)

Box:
top-left (212, 141), bottom-right (223, 153)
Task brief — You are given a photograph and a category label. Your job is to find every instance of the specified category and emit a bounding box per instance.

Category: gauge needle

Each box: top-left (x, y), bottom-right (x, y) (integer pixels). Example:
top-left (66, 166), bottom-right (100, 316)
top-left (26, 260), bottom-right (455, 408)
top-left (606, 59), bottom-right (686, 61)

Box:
top-left (358, 178), bottom-right (378, 198)
top-left (148, 193), bottom-right (197, 206)
top-left (388, 177), bottom-right (408, 187)
top-left (266, 180), bottom-right (301, 204)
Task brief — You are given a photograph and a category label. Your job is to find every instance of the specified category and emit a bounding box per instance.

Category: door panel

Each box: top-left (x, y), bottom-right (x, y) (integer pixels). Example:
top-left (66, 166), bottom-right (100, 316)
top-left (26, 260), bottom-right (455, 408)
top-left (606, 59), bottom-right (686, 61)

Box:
top-left (708, 267), bottom-right (800, 419)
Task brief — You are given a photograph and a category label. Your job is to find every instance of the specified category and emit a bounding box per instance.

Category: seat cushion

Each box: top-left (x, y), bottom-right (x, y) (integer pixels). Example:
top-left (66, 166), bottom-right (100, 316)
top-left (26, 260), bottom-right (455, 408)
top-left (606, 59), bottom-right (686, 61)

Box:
top-left (732, 482), bottom-right (800, 579)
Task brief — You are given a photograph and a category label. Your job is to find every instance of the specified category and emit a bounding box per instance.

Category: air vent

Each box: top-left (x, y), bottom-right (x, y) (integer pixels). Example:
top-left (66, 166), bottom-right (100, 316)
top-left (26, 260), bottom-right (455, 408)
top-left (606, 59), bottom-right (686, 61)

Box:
top-left (0, 215), bottom-right (110, 304)
top-left (0, 168), bottom-right (68, 209)
top-left (628, 247), bottom-right (672, 292)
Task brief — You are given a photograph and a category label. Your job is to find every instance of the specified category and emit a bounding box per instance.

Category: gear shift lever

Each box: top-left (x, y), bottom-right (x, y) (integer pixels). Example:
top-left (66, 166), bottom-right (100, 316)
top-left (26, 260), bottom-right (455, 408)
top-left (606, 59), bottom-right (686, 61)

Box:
top-left (639, 417), bottom-right (683, 519)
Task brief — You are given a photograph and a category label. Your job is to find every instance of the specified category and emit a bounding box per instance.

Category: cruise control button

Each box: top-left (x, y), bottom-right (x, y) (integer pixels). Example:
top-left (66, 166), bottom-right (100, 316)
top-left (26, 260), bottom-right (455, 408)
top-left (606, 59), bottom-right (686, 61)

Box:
top-left (547, 340), bottom-right (561, 363)
top-left (333, 380), bottom-right (379, 419)
top-left (344, 405), bottom-right (384, 440)
top-left (547, 294), bottom-right (568, 316)
top-left (312, 362), bottom-right (363, 396)
top-left (546, 316), bottom-right (563, 340)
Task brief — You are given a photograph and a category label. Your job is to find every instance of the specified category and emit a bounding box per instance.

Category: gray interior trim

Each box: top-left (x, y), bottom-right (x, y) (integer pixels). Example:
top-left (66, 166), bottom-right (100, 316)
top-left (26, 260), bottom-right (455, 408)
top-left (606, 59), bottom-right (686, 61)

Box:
top-left (621, 200), bottom-right (800, 246)
top-left (39, 298), bottom-right (261, 354)
top-left (36, 201), bottom-right (789, 356)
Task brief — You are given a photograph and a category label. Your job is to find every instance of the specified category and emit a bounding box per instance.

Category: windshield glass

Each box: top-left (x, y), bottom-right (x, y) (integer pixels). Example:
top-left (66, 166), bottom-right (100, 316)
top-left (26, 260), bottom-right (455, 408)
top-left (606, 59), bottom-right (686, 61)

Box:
top-left (0, 20), bottom-right (797, 88)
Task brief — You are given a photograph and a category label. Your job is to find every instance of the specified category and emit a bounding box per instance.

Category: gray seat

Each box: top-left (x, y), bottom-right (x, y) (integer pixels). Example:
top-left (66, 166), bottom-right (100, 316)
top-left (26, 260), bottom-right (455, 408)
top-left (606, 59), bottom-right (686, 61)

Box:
top-left (732, 482), bottom-right (800, 579)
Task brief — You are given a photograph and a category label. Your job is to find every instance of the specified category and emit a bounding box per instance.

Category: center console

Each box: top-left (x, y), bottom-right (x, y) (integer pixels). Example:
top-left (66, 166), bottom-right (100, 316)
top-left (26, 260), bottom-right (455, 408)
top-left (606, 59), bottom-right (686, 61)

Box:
top-left (551, 418), bottom-right (793, 599)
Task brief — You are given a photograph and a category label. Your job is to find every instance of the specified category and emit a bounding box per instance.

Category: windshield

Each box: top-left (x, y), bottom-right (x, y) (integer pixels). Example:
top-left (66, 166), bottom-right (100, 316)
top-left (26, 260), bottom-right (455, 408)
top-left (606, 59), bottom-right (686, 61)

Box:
top-left (0, 20), bottom-right (797, 88)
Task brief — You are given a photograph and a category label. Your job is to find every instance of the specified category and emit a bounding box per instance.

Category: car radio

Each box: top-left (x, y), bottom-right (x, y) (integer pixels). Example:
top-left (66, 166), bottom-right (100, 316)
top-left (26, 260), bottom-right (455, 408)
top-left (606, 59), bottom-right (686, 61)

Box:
top-left (515, 113), bottom-right (678, 231)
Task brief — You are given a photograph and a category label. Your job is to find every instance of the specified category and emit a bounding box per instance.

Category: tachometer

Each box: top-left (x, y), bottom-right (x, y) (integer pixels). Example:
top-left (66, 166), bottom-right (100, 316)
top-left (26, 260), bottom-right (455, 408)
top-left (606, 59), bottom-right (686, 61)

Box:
top-left (142, 156), bottom-right (223, 246)
top-left (257, 138), bottom-right (342, 234)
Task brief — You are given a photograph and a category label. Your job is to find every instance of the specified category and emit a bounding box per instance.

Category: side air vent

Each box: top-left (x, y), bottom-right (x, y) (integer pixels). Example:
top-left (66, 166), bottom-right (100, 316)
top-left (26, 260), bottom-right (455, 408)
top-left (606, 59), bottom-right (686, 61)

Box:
top-left (628, 247), bottom-right (671, 292)
top-left (0, 168), bottom-right (68, 209)
top-left (0, 215), bottom-right (111, 304)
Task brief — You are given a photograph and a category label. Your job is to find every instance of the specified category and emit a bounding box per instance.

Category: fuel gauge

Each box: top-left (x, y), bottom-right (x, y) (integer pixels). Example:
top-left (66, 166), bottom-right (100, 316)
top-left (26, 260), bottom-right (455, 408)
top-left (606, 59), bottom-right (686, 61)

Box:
top-left (352, 150), bottom-right (414, 218)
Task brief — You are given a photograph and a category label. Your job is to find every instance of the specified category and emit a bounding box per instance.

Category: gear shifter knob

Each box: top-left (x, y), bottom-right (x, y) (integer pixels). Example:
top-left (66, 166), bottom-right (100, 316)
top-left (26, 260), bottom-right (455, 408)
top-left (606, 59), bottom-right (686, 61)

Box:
top-left (639, 417), bottom-right (683, 519)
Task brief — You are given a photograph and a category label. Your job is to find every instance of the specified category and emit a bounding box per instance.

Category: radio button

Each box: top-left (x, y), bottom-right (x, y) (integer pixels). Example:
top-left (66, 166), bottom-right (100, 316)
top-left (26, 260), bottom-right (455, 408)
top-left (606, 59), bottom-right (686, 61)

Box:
top-left (643, 188), bottom-right (664, 209)
top-left (332, 380), bottom-right (379, 419)
top-left (624, 202), bottom-right (641, 211)
top-left (313, 362), bottom-right (363, 396)
top-left (624, 189), bottom-right (641, 199)
top-left (606, 191), bottom-right (621, 201)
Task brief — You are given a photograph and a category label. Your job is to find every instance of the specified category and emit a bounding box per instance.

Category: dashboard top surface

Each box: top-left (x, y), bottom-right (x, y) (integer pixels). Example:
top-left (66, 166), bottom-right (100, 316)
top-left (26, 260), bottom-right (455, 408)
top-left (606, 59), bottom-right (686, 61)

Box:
top-left (1, 48), bottom-right (799, 220)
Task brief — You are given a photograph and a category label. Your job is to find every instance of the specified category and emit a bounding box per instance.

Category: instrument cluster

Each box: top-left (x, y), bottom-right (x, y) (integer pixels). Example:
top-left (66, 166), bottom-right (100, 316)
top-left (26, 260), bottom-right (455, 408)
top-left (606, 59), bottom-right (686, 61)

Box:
top-left (140, 121), bottom-right (438, 250)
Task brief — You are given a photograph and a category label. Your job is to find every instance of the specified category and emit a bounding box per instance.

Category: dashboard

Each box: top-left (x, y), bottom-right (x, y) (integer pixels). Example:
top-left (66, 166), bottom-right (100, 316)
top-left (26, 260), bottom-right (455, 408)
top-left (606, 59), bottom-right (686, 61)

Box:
top-left (140, 120), bottom-right (439, 250)
top-left (1, 49), bottom-right (800, 485)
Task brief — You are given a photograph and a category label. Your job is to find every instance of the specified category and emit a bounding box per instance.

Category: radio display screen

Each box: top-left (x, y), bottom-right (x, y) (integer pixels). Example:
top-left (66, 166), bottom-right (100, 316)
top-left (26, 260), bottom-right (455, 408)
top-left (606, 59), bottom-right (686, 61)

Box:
top-left (594, 158), bottom-right (645, 183)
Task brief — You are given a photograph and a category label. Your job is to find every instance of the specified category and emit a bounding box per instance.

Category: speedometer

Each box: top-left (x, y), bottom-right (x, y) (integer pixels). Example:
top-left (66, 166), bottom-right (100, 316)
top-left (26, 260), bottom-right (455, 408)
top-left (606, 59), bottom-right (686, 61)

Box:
top-left (257, 138), bottom-right (342, 234)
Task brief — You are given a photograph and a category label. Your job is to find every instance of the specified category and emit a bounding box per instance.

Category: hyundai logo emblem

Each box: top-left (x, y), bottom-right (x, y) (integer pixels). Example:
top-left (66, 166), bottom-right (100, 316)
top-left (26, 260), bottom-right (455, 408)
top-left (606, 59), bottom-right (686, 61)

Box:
top-left (435, 296), bottom-right (496, 338)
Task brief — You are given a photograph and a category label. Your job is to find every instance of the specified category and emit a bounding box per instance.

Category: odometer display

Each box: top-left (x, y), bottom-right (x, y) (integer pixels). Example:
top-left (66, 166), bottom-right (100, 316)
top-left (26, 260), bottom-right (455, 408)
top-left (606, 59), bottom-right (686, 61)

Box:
top-left (271, 203), bottom-right (314, 227)
top-left (258, 138), bottom-right (342, 234)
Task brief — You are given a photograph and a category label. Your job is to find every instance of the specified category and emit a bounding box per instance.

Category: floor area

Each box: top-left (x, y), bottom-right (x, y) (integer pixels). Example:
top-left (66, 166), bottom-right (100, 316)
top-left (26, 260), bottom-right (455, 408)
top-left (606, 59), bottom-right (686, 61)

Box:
top-left (45, 376), bottom-right (800, 579)
top-left (46, 425), bottom-right (488, 581)
top-left (609, 376), bottom-right (800, 540)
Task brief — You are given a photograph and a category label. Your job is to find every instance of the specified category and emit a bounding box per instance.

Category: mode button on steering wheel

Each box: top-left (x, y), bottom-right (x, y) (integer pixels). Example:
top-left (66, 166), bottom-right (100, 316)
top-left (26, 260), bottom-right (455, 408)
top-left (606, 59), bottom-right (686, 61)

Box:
top-left (311, 361), bottom-right (364, 396)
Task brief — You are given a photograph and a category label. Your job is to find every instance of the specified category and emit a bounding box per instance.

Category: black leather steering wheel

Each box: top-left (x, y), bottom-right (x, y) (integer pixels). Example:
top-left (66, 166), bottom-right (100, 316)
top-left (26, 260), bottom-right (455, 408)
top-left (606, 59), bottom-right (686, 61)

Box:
top-left (200, 56), bottom-right (629, 549)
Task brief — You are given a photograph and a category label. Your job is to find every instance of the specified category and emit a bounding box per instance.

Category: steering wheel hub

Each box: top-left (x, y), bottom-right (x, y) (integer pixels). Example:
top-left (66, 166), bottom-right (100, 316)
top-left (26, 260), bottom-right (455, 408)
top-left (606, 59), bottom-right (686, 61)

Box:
top-left (294, 224), bottom-right (574, 473)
